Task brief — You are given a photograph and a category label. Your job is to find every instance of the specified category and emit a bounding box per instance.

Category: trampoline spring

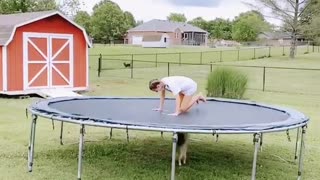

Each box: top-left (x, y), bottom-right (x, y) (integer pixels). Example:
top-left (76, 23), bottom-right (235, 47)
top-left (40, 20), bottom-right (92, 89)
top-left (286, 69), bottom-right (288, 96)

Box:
top-left (286, 130), bottom-right (291, 142)
top-left (126, 127), bottom-right (129, 143)
top-left (25, 108), bottom-right (28, 119)
top-left (51, 118), bottom-right (55, 130)
top-left (109, 128), bottom-right (113, 139)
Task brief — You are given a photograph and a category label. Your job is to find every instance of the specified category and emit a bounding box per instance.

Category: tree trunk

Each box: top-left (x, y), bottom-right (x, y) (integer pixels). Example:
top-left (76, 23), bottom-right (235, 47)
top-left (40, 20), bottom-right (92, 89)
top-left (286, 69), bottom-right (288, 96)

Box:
top-left (290, 0), bottom-right (300, 59)
top-left (290, 31), bottom-right (297, 59)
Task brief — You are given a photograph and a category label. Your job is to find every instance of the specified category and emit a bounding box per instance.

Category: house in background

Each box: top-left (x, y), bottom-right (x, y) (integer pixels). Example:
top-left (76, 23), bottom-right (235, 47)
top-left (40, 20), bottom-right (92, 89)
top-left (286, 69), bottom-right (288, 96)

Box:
top-left (257, 32), bottom-right (307, 46)
top-left (125, 19), bottom-right (208, 48)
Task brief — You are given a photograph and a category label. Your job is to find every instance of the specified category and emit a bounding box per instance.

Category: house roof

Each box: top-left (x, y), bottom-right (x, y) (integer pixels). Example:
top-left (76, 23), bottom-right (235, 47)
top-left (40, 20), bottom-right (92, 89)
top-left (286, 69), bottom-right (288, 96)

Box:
top-left (0, 10), bottom-right (92, 47)
top-left (128, 19), bottom-right (208, 33)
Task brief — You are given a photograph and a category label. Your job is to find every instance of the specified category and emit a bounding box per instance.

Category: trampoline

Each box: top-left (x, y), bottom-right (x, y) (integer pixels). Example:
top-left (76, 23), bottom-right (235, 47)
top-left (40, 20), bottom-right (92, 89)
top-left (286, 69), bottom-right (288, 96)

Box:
top-left (27, 97), bottom-right (309, 180)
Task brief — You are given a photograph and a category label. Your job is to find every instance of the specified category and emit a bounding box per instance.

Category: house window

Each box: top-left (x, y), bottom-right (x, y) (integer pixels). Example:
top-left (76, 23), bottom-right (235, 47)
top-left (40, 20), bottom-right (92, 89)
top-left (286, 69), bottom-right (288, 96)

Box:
top-left (164, 37), bottom-right (167, 43)
top-left (175, 33), bottom-right (178, 38)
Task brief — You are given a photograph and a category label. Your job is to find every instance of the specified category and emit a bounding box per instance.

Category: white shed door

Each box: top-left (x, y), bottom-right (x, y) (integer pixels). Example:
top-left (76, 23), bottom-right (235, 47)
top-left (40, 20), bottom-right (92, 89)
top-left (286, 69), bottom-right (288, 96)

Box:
top-left (23, 33), bottom-right (74, 90)
top-left (132, 36), bottom-right (143, 45)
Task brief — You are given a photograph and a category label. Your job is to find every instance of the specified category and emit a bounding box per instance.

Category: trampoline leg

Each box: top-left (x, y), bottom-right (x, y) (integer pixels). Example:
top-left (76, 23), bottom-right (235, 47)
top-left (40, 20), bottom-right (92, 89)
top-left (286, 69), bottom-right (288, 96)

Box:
top-left (251, 133), bottom-right (261, 180)
top-left (294, 127), bottom-right (301, 160)
top-left (126, 127), bottom-right (129, 143)
top-left (27, 114), bottom-right (37, 172)
top-left (60, 121), bottom-right (64, 145)
top-left (297, 126), bottom-right (306, 180)
top-left (171, 133), bottom-right (178, 180)
top-left (109, 128), bottom-right (113, 139)
top-left (260, 133), bottom-right (263, 152)
top-left (77, 125), bottom-right (85, 180)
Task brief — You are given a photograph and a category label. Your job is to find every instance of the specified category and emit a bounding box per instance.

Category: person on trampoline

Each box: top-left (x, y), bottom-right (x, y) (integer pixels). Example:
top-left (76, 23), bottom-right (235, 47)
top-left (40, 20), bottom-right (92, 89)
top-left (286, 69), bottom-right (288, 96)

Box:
top-left (149, 76), bottom-right (206, 116)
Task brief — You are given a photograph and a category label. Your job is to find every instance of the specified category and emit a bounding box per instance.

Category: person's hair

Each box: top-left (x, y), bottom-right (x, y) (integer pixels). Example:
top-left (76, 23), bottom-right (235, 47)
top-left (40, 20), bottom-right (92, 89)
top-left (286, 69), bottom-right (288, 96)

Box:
top-left (149, 79), bottom-right (160, 90)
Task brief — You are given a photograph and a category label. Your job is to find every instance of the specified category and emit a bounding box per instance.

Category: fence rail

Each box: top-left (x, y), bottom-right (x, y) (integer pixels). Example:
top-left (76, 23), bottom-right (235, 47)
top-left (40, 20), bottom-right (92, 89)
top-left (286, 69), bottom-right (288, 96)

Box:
top-left (93, 45), bottom-right (320, 95)
top-left (93, 45), bottom-right (320, 71)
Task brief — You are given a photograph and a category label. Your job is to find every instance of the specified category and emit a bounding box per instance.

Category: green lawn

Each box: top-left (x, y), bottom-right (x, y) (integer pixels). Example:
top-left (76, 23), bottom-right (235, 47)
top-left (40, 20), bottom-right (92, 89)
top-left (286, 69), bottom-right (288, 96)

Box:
top-left (0, 45), bottom-right (319, 180)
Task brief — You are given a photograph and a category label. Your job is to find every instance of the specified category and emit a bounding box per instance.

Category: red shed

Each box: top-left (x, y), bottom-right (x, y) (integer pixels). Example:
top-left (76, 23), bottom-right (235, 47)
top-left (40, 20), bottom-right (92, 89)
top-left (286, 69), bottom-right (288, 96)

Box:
top-left (0, 10), bottom-right (92, 95)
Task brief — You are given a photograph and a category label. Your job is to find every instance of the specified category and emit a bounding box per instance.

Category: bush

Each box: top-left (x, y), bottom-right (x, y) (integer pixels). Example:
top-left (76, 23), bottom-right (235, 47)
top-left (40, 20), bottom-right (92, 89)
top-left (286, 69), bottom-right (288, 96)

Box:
top-left (206, 67), bottom-right (248, 99)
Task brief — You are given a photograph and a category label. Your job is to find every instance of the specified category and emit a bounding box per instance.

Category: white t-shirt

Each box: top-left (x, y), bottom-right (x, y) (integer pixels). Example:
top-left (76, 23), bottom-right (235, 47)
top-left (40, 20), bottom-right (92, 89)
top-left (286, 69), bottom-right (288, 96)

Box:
top-left (161, 76), bottom-right (197, 96)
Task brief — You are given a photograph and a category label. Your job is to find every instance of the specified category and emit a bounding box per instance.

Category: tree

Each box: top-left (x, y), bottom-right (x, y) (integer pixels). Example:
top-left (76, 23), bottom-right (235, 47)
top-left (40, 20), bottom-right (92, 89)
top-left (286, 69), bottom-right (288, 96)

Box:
top-left (300, 0), bottom-right (320, 45)
top-left (74, 11), bottom-right (92, 35)
top-left (136, 20), bottom-right (144, 26)
top-left (232, 11), bottom-right (271, 42)
top-left (58, 0), bottom-right (81, 18)
top-left (167, 13), bottom-right (187, 22)
top-left (246, 0), bottom-right (316, 59)
top-left (207, 18), bottom-right (233, 40)
top-left (0, 0), bottom-right (57, 14)
top-left (124, 11), bottom-right (136, 28)
top-left (90, 0), bottom-right (128, 43)
top-left (188, 17), bottom-right (208, 31)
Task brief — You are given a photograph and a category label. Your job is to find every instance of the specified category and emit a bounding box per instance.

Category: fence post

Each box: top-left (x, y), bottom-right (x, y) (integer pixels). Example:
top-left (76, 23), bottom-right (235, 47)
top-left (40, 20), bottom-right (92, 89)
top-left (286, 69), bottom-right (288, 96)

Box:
top-left (131, 54), bottom-right (133, 79)
top-left (155, 53), bottom-right (158, 67)
top-left (167, 62), bottom-right (170, 76)
top-left (268, 47), bottom-right (271, 57)
top-left (210, 63), bottom-right (213, 72)
top-left (219, 51), bottom-right (222, 62)
top-left (98, 53), bottom-right (102, 77)
top-left (312, 44), bottom-right (314, 53)
top-left (262, 67), bottom-right (266, 91)
top-left (282, 46), bottom-right (285, 56)
top-left (200, 52), bottom-right (203, 64)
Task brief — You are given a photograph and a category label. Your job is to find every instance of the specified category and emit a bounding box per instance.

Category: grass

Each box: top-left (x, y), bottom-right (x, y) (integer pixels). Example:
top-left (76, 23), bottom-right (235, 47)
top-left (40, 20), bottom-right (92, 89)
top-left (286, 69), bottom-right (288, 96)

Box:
top-left (0, 45), bottom-right (319, 180)
top-left (206, 67), bottom-right (248, 99)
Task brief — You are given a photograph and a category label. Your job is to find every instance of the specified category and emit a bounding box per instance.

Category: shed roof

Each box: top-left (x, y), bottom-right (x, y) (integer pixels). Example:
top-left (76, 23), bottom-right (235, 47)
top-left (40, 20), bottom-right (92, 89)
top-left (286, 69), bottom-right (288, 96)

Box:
top-left (128, 19), bottom-right (208, 33)
top-left (0, 10), bottom-right (92, 47)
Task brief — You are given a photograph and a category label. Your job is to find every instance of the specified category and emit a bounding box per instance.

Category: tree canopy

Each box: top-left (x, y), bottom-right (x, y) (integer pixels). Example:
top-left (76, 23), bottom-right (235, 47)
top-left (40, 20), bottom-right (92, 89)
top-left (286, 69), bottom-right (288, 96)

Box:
top-left (0, 0), bottom-right (57, 14)
top-left (232, 10), bottom-right (271, 41)
top-left (167, 13), bottom-right (187, 22)
top-left (1, 0), bottom-right (318, 46)
top-left (90, 0), bottom-right (136, 43)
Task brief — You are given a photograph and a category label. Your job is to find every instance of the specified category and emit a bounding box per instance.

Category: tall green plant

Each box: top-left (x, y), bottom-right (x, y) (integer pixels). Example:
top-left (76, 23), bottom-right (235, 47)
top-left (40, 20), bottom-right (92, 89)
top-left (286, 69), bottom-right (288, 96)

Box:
top-left (206, 67), bottom-right (248, 99)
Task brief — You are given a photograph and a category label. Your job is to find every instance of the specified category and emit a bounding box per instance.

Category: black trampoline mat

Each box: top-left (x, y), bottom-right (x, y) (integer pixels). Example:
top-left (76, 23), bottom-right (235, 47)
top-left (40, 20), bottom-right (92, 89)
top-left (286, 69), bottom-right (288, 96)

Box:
top-left (30, 97), bottom-right (308, 131)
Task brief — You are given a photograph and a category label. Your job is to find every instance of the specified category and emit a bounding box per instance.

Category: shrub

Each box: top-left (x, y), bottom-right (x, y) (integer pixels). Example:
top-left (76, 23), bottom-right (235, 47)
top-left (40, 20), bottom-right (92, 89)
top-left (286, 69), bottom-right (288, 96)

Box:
top-left (206, 67), bottom-right (248, 99)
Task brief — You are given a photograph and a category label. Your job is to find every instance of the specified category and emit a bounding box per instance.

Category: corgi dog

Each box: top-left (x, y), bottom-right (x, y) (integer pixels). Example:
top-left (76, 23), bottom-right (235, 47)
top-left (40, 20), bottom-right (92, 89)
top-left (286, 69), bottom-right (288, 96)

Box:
top-left (123, 62), bottom-right (131, 68)
top-left (177, 132), bottom-right (189, 166)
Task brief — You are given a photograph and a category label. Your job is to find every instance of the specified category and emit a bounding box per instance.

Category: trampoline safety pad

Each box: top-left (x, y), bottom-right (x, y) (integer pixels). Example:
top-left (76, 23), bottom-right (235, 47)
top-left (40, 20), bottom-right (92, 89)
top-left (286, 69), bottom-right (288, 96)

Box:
top-left (29, 97), bottom-right (309, 133)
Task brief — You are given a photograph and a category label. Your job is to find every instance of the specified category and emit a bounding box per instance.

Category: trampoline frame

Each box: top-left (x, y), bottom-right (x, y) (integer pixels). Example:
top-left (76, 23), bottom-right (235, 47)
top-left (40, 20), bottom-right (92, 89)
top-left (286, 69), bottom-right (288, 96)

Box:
top-left (26, 97), bottom-right (309, 180)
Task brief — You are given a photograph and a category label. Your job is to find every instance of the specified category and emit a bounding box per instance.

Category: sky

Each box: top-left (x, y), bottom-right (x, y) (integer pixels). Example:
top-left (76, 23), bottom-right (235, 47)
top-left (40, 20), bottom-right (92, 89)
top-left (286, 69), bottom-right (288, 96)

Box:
top-left (76, 0), bottom-right (281, 26)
